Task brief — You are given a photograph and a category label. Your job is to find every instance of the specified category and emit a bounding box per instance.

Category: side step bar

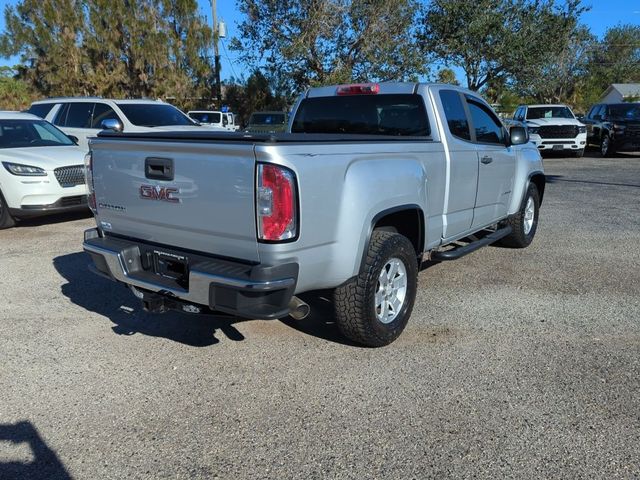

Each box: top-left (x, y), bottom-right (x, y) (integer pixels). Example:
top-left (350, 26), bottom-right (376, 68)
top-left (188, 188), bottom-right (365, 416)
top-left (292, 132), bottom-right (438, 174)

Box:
top-left (431, 226), bottom-right (512, 261)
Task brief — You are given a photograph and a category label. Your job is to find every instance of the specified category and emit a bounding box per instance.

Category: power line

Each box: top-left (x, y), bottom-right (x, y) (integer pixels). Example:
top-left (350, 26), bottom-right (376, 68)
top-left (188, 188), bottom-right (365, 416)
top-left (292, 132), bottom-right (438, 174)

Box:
top-left (221, 38), bottom-right (239, 80)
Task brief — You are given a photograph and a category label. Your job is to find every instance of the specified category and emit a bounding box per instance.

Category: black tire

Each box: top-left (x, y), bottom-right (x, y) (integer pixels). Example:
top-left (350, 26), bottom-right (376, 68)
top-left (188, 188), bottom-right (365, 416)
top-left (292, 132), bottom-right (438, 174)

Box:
top-left (600, 134), bottom-right (614, 157)
top-left (574, 148), bottom-right (585, 158)
top-left (498, 183), bottom-right (540, 248)
top-left (0, 189), bottom-right (16, 230)
top-left (333, 230), bottom-right (418, 347)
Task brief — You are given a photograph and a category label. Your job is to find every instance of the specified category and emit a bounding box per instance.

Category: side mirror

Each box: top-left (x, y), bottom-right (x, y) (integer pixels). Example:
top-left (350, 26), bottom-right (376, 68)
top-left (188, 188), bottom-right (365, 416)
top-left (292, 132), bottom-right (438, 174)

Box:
top-left (67, 135), bottom-right (79, 144)
top-left (509, 126), bottom-right (528, 146)
top-left (101, 118), bottom-right (123, 132)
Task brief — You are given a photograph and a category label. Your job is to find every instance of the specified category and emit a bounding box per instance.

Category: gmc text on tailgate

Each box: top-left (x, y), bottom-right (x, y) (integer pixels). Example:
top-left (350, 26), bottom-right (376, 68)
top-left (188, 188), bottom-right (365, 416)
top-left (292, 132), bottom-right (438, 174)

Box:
top-left (83, 82), bottom-right (545, 347)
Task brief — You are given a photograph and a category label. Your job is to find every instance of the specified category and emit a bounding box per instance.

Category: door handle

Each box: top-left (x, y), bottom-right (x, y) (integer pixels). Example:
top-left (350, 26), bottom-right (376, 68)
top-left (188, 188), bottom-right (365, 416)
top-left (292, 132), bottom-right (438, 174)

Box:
top-left (145, 157), bottom-right (174, 181)
top-left (481, 156), bottom-right (493, 164)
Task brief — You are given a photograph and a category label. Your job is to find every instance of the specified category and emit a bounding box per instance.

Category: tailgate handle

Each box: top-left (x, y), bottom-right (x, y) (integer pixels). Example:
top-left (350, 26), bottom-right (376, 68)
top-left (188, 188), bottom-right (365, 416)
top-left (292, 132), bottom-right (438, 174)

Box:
top-left (145, 157), bottom-right (174, 181)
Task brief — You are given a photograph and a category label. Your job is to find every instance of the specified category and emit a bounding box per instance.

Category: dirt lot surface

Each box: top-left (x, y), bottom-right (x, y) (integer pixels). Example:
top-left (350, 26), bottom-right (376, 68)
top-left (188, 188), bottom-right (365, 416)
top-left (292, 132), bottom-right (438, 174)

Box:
top-left (1, 152), bottom-right (639, 479)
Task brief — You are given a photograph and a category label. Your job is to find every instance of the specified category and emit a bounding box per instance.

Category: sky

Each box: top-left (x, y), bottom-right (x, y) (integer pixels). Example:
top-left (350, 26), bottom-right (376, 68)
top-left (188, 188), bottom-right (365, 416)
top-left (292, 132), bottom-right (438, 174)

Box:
top-left (0, 0), bottom-right (638, 84)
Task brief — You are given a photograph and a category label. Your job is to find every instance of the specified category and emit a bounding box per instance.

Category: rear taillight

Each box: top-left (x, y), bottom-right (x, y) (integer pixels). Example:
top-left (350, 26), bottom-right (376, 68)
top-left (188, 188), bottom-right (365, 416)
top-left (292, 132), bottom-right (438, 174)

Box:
top-left (336, 83), bottom-right (380, 95)
top-left (256, 163), bottom-right (297, 241)
top-left (84, 152), bottom-right (96, 213)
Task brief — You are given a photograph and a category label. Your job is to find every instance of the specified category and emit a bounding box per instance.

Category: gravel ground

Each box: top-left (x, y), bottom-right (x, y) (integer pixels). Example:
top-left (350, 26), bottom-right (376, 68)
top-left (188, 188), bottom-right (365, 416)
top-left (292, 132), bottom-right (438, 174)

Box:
top-left (1, 152), bottom-right (639, 479)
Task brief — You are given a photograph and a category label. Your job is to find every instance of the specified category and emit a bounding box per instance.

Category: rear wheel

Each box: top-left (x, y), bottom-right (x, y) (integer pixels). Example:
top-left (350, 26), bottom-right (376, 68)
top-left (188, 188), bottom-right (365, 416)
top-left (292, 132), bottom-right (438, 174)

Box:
top-left (334, 231), bottom-right (418, 347)
top-left (0, 190), bottom-right (16, 229)
top-left (498, 183), bottom-right (539, 248)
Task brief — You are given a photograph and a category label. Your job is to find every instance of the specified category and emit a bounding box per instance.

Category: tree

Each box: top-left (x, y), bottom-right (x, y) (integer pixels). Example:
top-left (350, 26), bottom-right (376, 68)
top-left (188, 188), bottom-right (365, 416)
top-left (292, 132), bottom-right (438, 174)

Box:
top-left (419, 0), bottom-right (588, 91)
top-left (0, 0), bottom-right (89, 96)
top-left (0, 0), bottom-right (214, 108)
top-left (583, 25), bottom-right (640, 98)
top-left (231, 0), bottom-right (427, 98)
top-left (514, 25), bottom-right (596, 104)
top-left (0, 67), bottom-right (35, 110)
top-left (435, 68), bottom-right (459, 85)
top-left (223, 70), bottom-right (289, 126)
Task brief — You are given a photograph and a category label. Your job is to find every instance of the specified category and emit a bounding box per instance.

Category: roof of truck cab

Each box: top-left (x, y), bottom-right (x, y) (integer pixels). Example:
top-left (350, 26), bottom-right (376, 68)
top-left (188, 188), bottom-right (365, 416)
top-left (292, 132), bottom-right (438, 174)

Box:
top-left (304, 82), bottom-right (484, 99)
top-left (31, 98), bottom-right (165, 104)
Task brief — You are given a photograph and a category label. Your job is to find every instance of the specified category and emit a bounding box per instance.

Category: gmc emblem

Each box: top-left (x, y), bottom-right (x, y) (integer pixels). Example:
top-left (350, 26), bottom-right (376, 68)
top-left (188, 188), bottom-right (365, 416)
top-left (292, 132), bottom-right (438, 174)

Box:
top-left (140, 184), bottom-right (180, 203)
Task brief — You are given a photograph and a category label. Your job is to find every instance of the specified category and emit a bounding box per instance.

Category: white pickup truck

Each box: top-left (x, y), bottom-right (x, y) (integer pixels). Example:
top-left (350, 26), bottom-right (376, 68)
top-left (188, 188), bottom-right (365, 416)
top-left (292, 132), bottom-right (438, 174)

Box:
top-left (83, 82), bottom-right (545, 347)
top-left (512, 104), bottom-right (587, 156)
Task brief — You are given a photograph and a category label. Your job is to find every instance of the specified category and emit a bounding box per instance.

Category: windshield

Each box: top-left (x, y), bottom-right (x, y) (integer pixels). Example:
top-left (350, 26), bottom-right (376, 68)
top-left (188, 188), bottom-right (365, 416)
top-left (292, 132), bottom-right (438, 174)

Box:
top-left (189, 112), bottom-right (221, 124)
top-left (526, 106), bottom-right (575, 120)
top-left (609, 104), bottom-right (640, 120)
top-left (249, 113), bottom-right (286, 125)
top-left (0, 119), bottom-right (75, 148)
top-left (117, 103), bottom-right (196, 127)
top-left (291, 94), bottom-right (430, 136)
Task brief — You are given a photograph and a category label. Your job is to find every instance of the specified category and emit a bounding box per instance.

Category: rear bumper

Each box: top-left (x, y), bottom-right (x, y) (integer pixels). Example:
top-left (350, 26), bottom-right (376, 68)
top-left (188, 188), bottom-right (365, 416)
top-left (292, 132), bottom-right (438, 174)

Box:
top-left (82, 229), bottom-right (298, 319)
top-left (10, 195), bottom-right (88, 217)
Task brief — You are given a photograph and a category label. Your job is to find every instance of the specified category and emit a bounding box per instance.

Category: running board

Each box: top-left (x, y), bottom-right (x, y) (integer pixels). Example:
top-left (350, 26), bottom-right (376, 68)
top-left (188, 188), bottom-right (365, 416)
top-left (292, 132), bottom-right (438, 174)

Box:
top-left (431, 226), bottom-right (512, 261)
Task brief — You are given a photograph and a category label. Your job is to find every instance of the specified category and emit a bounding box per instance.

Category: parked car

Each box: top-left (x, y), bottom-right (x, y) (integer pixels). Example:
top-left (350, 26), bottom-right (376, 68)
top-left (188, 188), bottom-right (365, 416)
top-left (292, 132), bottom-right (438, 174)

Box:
top-left (580, 103), bottom-right (640, 156)
top-left (0, 112), bottom-right (88, 229)
top-left (187, 110), bottom-right (238, 131)
top-left (244, 111), bottom-right (288, 133)
top-left (83, 82), bottom-right (544, 347)
top-left (512, 104), bottom-right (587, 157)
top-left (28, 98), bottom-right (202, 150)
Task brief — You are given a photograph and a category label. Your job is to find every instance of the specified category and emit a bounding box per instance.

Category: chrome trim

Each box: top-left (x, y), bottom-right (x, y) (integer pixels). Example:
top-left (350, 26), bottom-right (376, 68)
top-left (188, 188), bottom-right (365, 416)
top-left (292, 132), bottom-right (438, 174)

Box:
top-left (83, 241), bottom-right (295, 306)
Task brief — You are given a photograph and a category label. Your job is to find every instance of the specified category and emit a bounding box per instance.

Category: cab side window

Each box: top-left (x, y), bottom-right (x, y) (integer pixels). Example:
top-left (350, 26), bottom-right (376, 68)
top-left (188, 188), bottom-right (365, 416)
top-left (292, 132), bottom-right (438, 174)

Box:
top-left (466, 97), bottom-right (506, 145)
top-left (590, 105), bottom-right (604, 120)
top-left (91, 103), bottom-right (121, 128)
top-left (59, 102), bottom-right (94, 128)
top-left (514, 107), bottom-right (524, 121)
top-left (518, 108), bottom-right (526, 121)
top-left (439, 90), bottom-right (471, 141)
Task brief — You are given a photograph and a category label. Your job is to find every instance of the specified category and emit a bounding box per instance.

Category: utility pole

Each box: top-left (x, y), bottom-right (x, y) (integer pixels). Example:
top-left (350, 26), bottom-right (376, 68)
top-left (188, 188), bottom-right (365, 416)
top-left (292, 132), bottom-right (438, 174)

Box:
top-left (212, 0), bottom-right (222, 107)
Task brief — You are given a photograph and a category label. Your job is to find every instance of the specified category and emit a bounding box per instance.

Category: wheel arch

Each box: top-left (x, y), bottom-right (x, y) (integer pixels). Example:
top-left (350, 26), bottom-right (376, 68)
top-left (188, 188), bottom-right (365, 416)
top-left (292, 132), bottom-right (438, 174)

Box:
top-left (359, 204), bottom-right (425, 273)
top-left (529, 172), bottom-right (546, 204)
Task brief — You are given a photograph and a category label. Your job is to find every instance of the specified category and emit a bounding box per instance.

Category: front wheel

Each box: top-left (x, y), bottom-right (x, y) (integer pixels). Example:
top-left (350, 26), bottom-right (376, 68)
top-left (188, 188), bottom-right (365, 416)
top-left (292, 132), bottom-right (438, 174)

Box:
top-left (574, 148), bottom-right (585, 158)
top-left (0, 190), bottom-right (16, 229)
top-left (333, 231), bottom-right (418, 347)
top-left (498, 183), bottom-right (540, 248)
top-left (600, 135), bottom-right (614, 157)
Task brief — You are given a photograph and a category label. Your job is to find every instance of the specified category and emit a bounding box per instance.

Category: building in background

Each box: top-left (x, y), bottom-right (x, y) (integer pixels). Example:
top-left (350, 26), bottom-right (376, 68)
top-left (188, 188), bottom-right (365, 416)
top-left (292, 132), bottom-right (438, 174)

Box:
top-left (599, 84), bottom-right (640, 103)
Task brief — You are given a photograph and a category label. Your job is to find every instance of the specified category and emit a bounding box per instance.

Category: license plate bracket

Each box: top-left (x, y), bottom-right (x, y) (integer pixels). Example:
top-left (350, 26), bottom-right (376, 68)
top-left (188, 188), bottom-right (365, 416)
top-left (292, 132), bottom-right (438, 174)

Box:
top-left (552, 144), bottom-right (564, 151)
top-left (153, 250), bottom-right (189, 286)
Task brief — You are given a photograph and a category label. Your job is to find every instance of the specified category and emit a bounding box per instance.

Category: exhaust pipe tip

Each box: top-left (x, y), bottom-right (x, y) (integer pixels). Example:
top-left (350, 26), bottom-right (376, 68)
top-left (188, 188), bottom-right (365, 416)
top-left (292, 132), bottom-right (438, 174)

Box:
top-left (288, 296), bottom-right (310, 321)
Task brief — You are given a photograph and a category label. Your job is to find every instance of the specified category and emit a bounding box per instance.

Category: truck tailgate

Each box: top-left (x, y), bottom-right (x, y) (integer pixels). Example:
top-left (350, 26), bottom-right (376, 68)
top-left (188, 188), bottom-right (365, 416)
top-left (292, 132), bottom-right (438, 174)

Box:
top-left (90, 139), bottom-right (259, 262)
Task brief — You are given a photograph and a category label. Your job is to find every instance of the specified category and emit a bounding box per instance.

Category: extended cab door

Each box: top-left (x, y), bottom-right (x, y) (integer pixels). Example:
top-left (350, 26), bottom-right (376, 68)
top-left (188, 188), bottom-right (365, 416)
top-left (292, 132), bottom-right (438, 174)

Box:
top-left (464, 95), bottom-right (516, 228)
top-left (437, 90), bottom-right (479, 238)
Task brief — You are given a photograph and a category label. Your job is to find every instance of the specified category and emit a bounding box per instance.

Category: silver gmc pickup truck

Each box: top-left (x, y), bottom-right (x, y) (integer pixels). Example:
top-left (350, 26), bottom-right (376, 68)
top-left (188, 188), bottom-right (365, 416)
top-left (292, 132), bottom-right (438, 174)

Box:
top-left (83, 82), bottom-right (545, 347)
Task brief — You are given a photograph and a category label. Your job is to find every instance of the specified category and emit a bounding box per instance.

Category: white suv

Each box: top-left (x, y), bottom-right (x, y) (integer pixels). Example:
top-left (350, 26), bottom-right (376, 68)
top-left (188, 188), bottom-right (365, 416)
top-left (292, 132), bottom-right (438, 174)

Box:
top-left (0, 112), bottom-right (88, 229)
top-left (28, 98), bottom-right (202, 150)
top-left (512, 104), bottom-right (587, 157)
top-left (187, 110), bottom-right (239, 131)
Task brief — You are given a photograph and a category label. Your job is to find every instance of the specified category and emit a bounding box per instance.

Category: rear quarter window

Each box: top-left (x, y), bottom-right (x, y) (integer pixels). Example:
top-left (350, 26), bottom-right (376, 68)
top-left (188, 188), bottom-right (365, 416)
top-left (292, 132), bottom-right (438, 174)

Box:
top-left (439, 90), bottom-right (471, 141)
top-left (291, 94), bottom-right (430, 137)
top-left (27, 103), bottom-right (56, 119)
